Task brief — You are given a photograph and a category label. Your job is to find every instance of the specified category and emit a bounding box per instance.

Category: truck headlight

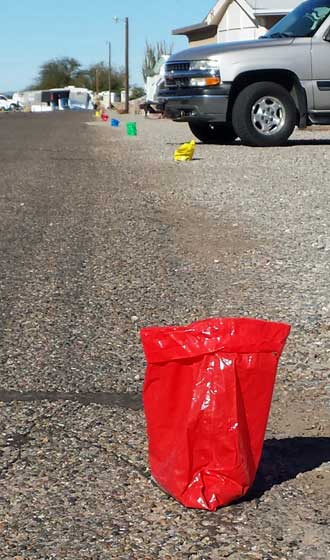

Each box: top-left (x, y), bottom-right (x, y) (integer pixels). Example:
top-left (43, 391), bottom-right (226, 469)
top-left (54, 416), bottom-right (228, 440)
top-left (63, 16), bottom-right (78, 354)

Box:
top-left (189, 60), bottom-right (219, 71)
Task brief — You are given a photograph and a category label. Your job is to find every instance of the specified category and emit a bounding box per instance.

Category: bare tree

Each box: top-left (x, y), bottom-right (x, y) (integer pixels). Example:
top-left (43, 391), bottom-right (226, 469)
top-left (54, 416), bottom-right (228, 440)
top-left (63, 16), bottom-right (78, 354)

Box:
top-left (142, 41), bottom-right (173, 82)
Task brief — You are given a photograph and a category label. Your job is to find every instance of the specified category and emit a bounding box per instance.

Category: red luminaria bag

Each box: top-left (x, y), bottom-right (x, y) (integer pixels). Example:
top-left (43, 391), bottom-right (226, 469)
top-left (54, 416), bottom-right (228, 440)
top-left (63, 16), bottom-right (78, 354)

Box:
top-left (141, 318), bottom-right (290, 511)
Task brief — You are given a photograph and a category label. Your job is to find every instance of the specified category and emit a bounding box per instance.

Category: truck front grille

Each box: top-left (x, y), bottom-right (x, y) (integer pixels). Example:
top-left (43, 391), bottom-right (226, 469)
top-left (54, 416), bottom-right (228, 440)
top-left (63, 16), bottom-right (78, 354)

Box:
top-left (166, 62), bottom-right (190, 72)
top-left (165, 61), bottom-right (191, 88)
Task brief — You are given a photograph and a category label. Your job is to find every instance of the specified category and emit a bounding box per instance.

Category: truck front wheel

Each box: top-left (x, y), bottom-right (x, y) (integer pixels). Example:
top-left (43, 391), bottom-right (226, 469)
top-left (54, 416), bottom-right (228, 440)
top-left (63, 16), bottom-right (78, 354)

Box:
top-left (232, 82), bottom-right (296, 147)
top-left (188, 122), bottom-right (237, 144)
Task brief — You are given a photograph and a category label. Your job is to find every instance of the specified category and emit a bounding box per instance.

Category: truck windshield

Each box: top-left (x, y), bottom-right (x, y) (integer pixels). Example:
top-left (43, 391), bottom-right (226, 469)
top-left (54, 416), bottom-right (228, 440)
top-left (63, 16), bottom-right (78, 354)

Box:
top-left (263, 0), bottom-right (330, 38)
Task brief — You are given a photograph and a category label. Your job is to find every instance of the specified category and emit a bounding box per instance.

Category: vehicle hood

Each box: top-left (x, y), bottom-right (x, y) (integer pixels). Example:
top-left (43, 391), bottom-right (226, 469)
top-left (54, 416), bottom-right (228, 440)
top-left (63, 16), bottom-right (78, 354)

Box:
top-left (168, 38), bottom-right (295, 61)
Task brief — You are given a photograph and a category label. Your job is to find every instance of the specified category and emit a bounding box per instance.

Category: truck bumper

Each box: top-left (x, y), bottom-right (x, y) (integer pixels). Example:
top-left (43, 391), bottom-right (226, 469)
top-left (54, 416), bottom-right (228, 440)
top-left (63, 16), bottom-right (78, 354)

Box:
top-left (158, 92), bottom-right (229, 123)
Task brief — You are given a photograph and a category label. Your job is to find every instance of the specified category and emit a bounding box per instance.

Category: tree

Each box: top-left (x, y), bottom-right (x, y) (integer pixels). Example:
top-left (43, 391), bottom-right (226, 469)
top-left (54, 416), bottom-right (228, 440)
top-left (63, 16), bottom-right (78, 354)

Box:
top-left (129, 86), bottom-right (145, 100)
top-left (142, 42), bottom-right (157, 83)
top-left (32, 57), bottom-right (81, 90)
top-left (142, 40), bottom-right (173, 82)
top-left (78, 63), bottom-right (126, 93)
top-left (29, 57), bottom-right (126, 93)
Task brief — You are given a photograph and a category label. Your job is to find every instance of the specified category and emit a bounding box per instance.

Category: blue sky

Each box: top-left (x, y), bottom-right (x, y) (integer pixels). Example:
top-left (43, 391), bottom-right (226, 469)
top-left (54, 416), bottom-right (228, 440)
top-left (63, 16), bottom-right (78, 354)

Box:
top-left (1, 0), bottom-right (213, 92)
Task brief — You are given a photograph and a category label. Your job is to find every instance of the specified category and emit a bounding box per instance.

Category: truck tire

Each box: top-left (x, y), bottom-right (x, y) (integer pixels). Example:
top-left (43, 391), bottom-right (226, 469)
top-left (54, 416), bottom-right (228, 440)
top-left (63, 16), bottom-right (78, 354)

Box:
top-left (232, 82), bottom-right (296, 147)
top-left (188, 122), bottom-right (237, 144)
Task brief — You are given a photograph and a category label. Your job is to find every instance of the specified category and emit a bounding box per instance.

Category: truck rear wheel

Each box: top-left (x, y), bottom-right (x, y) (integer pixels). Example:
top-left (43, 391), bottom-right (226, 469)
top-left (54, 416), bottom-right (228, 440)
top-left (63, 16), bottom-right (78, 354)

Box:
top-left (188, 122), bottom-right (237, 144)
top-left (232, 82), bottom-right (296, 147)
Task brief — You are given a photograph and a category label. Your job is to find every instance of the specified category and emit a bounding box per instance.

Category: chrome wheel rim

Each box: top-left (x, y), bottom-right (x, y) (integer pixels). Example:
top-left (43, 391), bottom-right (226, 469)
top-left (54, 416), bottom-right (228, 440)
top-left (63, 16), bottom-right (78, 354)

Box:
top-left (251, 96), bottom-right (286, 136)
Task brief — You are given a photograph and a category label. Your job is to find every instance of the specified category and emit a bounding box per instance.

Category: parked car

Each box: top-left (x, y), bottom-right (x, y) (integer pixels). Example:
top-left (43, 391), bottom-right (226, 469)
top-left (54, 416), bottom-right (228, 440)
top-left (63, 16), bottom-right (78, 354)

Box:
top-left (159, 0), bottom-right (330, 146)
top-left (0, 94), bottom-right (21, 111)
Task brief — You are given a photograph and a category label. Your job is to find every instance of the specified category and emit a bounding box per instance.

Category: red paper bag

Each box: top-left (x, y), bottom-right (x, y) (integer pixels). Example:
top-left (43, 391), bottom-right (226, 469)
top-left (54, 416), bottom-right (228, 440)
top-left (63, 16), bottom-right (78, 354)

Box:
top-left (141, 318), bottom-right (290, 511)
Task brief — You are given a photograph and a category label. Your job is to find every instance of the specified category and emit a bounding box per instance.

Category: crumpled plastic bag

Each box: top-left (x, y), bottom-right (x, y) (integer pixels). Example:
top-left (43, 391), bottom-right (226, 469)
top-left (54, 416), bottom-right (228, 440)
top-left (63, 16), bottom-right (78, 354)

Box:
top-left (141, 317), bottom-right (290, 511)
top-left (173, 140), bottom-right (195, 161)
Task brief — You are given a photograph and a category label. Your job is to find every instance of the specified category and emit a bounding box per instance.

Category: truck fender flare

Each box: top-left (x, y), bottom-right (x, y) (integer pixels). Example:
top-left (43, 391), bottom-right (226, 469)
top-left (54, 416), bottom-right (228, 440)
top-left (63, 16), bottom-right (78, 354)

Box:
top-left (228, 70), bottom-right (308, 128)
top-left (291, 78), bottom-right (308, 129)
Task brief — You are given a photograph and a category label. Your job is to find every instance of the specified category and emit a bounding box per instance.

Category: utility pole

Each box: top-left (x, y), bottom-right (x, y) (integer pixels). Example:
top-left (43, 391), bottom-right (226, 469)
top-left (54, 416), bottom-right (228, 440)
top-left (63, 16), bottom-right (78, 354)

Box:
top-left (95, 68), bottom-right (99, 94)
top-left (107, 41), bottom-right (112, 109)
top-left (124, 17), bottom-right (129, 114)
top-left (114, 16), bottom-right (129, 114)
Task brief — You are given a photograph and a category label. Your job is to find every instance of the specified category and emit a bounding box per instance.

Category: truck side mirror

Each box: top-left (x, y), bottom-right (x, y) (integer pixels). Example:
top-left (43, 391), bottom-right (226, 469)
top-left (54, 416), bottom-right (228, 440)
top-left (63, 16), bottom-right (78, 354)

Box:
top-left (324, 28), bottom-right (330, 42)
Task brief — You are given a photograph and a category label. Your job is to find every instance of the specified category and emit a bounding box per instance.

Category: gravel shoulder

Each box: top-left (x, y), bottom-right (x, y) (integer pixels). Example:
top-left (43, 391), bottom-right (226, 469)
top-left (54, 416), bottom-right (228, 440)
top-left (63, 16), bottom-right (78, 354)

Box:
top-left (0, 112), bottom-right (329, 559)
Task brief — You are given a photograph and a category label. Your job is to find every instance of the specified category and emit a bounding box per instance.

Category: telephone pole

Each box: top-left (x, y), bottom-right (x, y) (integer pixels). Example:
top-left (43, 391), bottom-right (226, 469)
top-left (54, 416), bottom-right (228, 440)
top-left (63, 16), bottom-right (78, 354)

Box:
top-left (95, 68), bottom-right (99, 94)
top-left (114, 16), bottom-right (130, 114)
top-left (124, 17), bottom-right (129, 114)
top-left (107, 41), bottom-right (112, 109)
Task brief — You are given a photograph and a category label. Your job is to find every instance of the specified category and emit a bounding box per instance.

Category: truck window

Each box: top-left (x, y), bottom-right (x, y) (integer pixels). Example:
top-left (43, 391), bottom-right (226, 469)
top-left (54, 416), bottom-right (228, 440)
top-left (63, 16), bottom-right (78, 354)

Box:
top-left (263, 0), bottom-right (330, 38)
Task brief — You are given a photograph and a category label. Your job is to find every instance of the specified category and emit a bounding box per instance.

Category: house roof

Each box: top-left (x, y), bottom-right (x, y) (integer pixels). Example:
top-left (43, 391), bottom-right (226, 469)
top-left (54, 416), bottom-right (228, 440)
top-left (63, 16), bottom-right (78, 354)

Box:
top-left (172, 22), bottom-right (217, 39)
top-left (172, 0), bottom-right (233, 38)
top-left (172, 0), bottom-right (299, 38)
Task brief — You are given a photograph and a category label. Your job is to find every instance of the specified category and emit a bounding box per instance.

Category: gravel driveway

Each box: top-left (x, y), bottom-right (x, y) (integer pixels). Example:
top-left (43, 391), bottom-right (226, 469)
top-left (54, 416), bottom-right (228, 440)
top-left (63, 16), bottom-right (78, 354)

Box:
top-left (0, 111), bottom-right (329, 559)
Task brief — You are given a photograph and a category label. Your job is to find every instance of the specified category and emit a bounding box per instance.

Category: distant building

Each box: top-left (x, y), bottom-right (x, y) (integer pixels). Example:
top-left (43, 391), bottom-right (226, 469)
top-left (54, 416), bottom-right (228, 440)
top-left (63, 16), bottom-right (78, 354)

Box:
top-left (173, 0), bottom-right (300, 46)
top-left (16, 87), bottom-right (92, 112)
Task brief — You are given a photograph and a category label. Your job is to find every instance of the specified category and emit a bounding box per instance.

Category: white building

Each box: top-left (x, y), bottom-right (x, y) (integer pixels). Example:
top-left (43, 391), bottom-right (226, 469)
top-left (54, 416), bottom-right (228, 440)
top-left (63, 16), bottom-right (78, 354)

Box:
top-left (173, 0), bottom-right (301, 46)
top-left (15, 87), bottom-right (93, 112)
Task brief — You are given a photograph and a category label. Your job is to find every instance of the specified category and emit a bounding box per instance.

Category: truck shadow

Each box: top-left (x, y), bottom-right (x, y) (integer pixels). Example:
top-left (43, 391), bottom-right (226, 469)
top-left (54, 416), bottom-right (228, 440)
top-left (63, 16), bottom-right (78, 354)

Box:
top-left (167, 139), bottom-right (330, 147)
top-left (245, 436), bottom-right (330, 501)
top-left (287, 138), bottom-right (330, 146)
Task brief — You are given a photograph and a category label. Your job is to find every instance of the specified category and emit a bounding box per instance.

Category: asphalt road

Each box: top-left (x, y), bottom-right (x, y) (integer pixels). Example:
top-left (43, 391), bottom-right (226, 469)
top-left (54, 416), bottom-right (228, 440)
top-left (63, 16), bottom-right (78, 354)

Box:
top-left (1, 112), bottom-right (102, 386)
top-left (0, 111), bottom-right (145, 399)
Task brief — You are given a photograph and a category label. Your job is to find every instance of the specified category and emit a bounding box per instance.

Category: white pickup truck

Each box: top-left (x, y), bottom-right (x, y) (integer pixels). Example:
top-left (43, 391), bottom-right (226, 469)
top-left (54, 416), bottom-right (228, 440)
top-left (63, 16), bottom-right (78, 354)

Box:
top-left (160, 0), bottom-right (330, 146)
top-left (0, 94), bottom-right (20, 111)
top-left (145, 55), bottom-right (170, 106)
